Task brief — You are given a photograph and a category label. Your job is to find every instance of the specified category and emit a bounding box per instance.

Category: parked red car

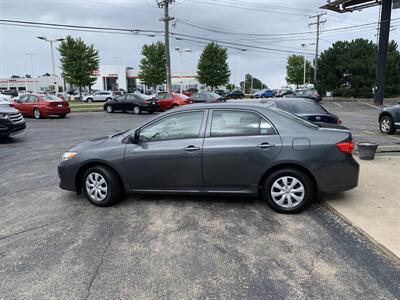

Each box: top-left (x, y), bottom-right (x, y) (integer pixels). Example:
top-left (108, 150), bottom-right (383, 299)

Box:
top-left (155, 93), bottom-right (193, 111)
top-left (12, 94), bottom-right (70, 119)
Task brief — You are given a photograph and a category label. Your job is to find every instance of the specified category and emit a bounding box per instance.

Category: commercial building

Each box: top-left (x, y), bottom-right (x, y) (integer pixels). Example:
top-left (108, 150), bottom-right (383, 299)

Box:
top-left (91, 65), bottom-right (201, 92)
top-left (0, 65), bottom-right (201, 94)
top-left (0, 75), bottom-right (64, 93)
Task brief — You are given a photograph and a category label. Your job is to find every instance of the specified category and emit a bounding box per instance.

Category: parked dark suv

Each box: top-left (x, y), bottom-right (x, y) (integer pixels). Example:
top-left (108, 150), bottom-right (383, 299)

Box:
top-left (0, 98), bottom-right (26, 138)
top-left (227, 89), bottom-right (245, 99)
top-left (379, 102), bottom-right (400, 134)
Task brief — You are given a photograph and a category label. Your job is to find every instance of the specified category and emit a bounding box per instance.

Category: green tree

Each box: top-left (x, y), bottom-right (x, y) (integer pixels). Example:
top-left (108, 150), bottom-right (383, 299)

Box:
top-left (58, 35), bottom-right (100, 99)
top-left (138, 42), bottom-right (166, 89)
top-left (240, 73), bottom-right (266, 93)
top-left (317, 39), bottom-right (379, 97)
top-left (197, 43), bottom-right (230, 89)
top-left (385, 41), bottom-right (400, 97)
top-left (286, 55), bottom-right (314, 88)
top-left (226, 83), bottom-right (236, 91)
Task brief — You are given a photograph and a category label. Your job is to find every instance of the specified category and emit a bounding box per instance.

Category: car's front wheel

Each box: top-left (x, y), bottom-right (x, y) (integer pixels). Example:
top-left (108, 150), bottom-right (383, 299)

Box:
top-left (380, 116), bottom-right (395, 134)
top-left (83, 166), bottom-right (122, 207)
top-left (263, 168), bottom-right (314, 213)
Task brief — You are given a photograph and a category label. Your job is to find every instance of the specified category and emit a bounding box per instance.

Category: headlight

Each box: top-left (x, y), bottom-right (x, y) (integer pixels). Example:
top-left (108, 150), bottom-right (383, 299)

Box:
top-left (0, 113), bottom-right (9, 119)
top-left (62, 152), bottom-right (77, 161)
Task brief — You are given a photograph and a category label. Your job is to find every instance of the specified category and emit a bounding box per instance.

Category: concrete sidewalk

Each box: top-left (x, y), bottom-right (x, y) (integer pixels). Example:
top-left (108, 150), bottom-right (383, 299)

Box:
top-left (323, 155), bottom-right (400, 259)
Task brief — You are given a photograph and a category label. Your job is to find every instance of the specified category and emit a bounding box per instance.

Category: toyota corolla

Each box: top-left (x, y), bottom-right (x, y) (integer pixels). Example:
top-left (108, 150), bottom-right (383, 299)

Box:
top-left (58, 103), bottom-right (359, 213)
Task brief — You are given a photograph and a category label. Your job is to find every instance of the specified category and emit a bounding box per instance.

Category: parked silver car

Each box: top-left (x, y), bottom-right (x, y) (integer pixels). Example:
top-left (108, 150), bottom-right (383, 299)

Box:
top-left (83, 91), bottom-right (113, 103)
top-left (58, 103), bottom-right (359, 213)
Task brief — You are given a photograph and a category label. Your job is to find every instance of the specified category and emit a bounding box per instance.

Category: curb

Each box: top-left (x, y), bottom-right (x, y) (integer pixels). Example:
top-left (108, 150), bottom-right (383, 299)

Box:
top-left (322, 201), bottom-right (400, 266)
top-left (377, 145), bottom-right (400, 153)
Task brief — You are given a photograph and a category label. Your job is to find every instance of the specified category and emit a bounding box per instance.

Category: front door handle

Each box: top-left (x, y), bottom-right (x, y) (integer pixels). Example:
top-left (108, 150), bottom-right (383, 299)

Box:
top-left (257, 142), bottom-right (276, 149)
top-left (183, 145), bottom-right (201, 152)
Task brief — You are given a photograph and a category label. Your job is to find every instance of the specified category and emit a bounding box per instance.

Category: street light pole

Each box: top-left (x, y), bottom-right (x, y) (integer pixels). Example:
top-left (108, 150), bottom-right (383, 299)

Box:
top-left (301, 44), bottom-right (307, 87)
top-left (175, 47), bottom-right (192, 94)
top-left (26, 53), bottom-right (36, 92)
top-left (37, 36), bottom-right (65, 94)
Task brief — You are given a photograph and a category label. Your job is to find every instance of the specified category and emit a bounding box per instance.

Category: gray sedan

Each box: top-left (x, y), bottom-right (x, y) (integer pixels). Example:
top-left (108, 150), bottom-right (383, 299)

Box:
top-left (58, 103), bottom-right (359, 213)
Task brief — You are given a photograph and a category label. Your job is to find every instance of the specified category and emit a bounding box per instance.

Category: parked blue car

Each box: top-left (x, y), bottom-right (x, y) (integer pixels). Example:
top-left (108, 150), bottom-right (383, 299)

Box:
top-left (252, 89), bottom-right (274, 98)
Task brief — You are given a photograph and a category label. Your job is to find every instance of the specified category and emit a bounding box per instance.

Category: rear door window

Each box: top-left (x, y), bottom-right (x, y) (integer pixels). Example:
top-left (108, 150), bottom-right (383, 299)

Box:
top-left (210, 110), bottom-right (276, 137)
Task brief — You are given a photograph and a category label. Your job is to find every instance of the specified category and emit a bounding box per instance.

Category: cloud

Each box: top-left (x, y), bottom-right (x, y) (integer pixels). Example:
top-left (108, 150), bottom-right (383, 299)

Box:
top-left (0, 0), bottom-right (398, 87)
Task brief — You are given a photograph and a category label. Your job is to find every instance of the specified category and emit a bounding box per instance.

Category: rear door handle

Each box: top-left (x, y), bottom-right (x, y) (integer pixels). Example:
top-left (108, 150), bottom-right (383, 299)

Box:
top-left (258, 142), bottom-right (276, 149)
top-left (183, 145), bottom-right (201, 152)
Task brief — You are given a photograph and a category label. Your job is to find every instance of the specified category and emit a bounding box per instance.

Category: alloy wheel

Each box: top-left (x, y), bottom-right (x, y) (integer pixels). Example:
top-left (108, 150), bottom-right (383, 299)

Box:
top-left (106, 105), bottom-right (113, 113)
top-left (380, 119), bottom-right (391, 133)
top-left (85, 172), bottom-right (108, 202)
top-left (34, 109), bottom-right (41, 119)
top-left (133, 106), bottom-right (141, 115)
top-left (270, 176), bottom-right (305, 208)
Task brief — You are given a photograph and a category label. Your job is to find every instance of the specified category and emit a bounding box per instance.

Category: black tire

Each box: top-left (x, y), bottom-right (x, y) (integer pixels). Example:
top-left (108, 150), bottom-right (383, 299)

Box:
top-left (106, 97), bottom-right (112, 101)
top-left (171, 104), bottom-right (178, 109)
top-left (33, 108), bottom-right (41, 119)
top-left (59, 114), bottom-right (67, 118)
top-left (263, 168), bottom-right (314, 214)
top-left (82, 165), bottom-right (122, 207)
top-left (87, 98), bottom-right (93, 103)
top-left (380, 116), bottom-right (395, 134)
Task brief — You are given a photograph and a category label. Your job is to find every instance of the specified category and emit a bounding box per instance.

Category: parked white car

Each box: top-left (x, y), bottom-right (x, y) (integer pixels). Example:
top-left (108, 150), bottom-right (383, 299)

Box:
top-left (0, 93), bottom-right (12, 102)
top-left (83, 91), bottom-right (113, 103)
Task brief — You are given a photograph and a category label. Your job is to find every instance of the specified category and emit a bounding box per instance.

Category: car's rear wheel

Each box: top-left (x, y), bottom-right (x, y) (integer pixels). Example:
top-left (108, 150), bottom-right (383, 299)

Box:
top-left (106, 105), bottom-right (113, 113)
top-left (59, 114), bottom-right (67, 118)
top-left (133, 106), bottom-right (141, 115)
top-left (263, 168), bottom-right (314, 214)
top-left (87, 98), bottom-right (93, 103)
top-left (33, 108), bottom-right (41, 119)
top-left (83, 166), bottom-right (121, 207)
top-left (380, 116), bottom-right (395, 134)
top-left (171, 104), bottom-right (178, 109)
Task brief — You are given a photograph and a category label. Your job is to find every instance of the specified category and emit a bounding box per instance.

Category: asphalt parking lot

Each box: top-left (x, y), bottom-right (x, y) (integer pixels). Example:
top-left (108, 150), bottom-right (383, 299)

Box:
top-left (1, 111), bottom-right (400, 299)
top-left (322, 101), bottom-right (400, 147)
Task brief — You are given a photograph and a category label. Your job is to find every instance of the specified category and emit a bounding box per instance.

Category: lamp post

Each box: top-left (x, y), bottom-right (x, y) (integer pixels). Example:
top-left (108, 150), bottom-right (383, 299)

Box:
top-left (301, 44), bottom-right (307, 87)
top-left (25, 53), bottom-right (36, 92)
top-left (113, 56), bottom-right (123, 91)
top-left (175, 48), bottom-right (192, 94)
top-left (37, 36), bottom-right (65, 94)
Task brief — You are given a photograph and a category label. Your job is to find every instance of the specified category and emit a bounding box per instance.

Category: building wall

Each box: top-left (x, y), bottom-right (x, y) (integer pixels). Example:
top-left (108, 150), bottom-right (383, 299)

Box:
top-left (0, 76), bottom-right (64, 92)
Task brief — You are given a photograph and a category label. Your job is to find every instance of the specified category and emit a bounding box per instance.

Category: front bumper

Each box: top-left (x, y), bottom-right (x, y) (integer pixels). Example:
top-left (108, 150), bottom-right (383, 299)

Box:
top-left (0, 121), bottom-right (26, 138)
top-left (58, 161), bottom-right (79, 192)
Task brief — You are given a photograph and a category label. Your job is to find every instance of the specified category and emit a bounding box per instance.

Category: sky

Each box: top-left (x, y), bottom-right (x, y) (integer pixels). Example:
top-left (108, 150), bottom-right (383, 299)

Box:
top-left (0, 0), bottom-right (399, 88)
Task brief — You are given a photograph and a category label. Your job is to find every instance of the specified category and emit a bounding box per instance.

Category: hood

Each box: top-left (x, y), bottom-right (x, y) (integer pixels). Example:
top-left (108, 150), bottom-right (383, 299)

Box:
top-left (70, 130), bottom-right (131, 151)
top-left (0, 105), bottom-right (19, 114)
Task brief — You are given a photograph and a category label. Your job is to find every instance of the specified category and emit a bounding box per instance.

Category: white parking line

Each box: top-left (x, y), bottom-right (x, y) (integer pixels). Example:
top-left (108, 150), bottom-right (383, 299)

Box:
top-left (332, 102), bottom-right (342, 108)
top-left (359, 102), bottom-right (380, 110)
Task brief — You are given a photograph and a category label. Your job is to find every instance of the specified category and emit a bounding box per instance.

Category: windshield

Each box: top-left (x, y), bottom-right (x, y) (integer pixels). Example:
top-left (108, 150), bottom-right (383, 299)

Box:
top-left (275, 100), bottom-right (327, 114)
top-left (0, 98), bottom-right (9, 104)
top-left (175, 93), bottom-right (190, 99)
top-left (41, 95), bottom-right (63, 101)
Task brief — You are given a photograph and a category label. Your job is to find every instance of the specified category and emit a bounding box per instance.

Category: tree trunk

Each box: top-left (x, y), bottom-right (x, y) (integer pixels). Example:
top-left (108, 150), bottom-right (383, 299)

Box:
top-left (79, 86), bottom-right (82, 102)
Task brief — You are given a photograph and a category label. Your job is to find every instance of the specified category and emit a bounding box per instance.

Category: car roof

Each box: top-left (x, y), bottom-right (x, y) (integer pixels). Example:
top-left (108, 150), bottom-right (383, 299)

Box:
top-left (175, 102), bottom-right (273, 111)
top-left (268, 97), bottom-right (318, 104)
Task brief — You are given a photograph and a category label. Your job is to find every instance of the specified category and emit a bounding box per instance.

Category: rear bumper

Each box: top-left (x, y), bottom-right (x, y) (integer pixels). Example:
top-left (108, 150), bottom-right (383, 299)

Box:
top-left (141, 103), bottom-right (159, 112)
top-left (317, 156), bottom-right (360, 193)
top-left (43, 107), bottom-right (70, 115)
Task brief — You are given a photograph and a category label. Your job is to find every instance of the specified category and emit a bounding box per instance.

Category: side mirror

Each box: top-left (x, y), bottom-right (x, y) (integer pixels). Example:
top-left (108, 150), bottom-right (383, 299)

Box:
top-left (130, 131), bottom-right (140, 144)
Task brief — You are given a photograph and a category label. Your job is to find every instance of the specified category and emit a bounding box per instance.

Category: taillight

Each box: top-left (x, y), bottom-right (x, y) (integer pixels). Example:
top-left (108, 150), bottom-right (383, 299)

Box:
top-left (336, 142), bottom-right (354, 154)
top-left (337, 119), bottom-right (342, 125)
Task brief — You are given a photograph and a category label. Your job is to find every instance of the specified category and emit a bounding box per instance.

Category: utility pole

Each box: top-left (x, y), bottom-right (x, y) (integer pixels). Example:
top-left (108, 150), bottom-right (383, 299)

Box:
top-left (374, 0), bottom-right (393, 105)
top-left (309, 13), bottom-right (326, 86)
top-left (157, 0), bottom-right (174, 92)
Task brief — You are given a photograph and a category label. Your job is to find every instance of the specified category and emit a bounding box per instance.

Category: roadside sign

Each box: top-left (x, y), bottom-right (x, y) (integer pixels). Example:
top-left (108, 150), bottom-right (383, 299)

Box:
top-left (394, 0), bottom-right (400, 9)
